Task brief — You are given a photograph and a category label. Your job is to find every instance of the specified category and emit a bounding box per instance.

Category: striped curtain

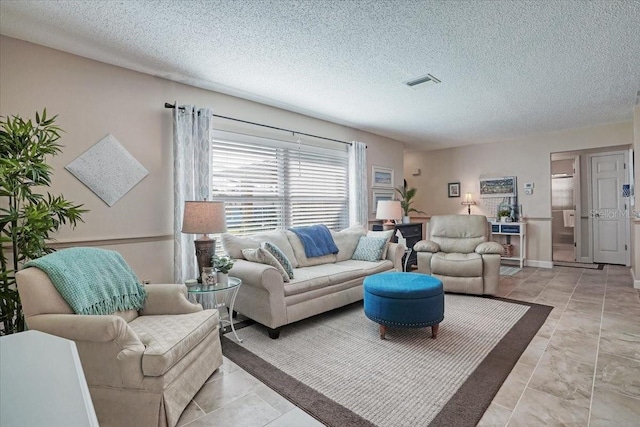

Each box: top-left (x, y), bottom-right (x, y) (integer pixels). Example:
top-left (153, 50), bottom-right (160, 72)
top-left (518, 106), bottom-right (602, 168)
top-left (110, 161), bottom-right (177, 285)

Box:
top-left (173, 105), bottom-right (213, 283)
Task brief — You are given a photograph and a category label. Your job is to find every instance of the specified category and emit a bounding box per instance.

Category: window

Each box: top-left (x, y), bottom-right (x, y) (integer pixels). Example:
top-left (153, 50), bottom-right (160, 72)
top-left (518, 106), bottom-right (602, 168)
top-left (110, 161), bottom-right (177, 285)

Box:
top-left (211, 130), bottom-right (349, 236)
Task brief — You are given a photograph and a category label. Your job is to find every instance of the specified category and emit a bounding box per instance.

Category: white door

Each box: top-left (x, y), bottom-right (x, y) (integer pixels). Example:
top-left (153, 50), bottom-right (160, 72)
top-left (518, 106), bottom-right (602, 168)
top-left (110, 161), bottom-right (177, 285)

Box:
top-left (591, 153), bottom-right (628, 265)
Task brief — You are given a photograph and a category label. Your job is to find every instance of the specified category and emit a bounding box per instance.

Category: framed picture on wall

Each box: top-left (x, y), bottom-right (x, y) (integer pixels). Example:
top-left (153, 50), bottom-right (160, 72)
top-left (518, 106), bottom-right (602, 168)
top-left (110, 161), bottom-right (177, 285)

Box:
top-left (372, 189), bottom-right (395, 213)
top-left (448, 182), bottom-right (460, 198)
top-left (479, 176), bottom-right (517, 198)
top-left (372, 165), bottom-right (394, 188)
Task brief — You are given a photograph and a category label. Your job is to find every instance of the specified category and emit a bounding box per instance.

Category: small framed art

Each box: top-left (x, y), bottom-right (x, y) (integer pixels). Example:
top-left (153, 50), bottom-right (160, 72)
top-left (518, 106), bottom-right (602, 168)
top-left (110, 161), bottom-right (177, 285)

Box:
top-left (479, 176), bottom-right (517, 198)
top-left (448, 182), bottom-right (460, 198)
top-left (372, 165), bottom-right (394, 188)
top-left (372, 189), bottom-right (395, 213)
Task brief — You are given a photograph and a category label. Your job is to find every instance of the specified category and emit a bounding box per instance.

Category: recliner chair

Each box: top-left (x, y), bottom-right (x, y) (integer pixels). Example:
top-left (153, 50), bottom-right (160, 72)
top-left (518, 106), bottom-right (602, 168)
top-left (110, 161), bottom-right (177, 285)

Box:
top-left (413, 215), bottom-right (503, 295)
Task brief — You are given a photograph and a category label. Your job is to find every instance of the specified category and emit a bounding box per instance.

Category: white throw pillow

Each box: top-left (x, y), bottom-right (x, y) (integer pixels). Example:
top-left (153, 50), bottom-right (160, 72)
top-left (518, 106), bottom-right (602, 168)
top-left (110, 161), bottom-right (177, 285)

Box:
top-left (241, 248), bottom-right (290, 282)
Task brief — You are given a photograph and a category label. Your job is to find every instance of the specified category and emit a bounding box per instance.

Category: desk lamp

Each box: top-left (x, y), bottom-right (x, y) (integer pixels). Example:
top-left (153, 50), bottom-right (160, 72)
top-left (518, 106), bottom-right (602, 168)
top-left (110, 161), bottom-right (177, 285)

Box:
top-left (461, 193), bottom-right (476, 215)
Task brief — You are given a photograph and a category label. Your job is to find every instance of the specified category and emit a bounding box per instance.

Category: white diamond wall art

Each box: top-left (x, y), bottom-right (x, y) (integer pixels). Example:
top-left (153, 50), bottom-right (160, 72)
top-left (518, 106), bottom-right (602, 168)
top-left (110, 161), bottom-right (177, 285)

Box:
top-left (65, 134), bottom-right (148, 206)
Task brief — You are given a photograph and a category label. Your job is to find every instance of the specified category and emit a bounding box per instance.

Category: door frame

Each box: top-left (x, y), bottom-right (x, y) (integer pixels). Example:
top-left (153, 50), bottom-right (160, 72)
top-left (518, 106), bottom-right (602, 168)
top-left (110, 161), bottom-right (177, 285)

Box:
top-left (551, 153), bottom-right (582, 264)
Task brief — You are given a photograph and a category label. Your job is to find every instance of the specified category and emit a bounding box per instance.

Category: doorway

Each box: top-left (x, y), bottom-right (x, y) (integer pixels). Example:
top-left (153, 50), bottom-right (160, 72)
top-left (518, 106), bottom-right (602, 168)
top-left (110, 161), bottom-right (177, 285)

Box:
top-left (551, 147), bottom-right (631, 266)
top-left (551, 157), bottom-right (577, 262)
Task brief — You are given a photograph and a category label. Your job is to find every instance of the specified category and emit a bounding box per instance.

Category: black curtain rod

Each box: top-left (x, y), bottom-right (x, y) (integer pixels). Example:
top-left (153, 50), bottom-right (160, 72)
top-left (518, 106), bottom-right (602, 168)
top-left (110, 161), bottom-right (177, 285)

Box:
top-left (164, 102), bottom-right (351, 145)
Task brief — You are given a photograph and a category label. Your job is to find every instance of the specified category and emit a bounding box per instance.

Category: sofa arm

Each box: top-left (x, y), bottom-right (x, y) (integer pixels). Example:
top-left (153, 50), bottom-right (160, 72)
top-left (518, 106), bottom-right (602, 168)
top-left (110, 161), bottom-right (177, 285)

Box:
top-left (26, 313), bottom-right (143, 348)
top-left (140, 283), bottom-right (202, 315)
top-left (476, 241), bottom-right (504, 255)
top-left (386, 242), bottom-right (404, 271)
top-left (229, 259), bottom-right (285, 293)
top-left (413, 240), bottom-right (440, 253)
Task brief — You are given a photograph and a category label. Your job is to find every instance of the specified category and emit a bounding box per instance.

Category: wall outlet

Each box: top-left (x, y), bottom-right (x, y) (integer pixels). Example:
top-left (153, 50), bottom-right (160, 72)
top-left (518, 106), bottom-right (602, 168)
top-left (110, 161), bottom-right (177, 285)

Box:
top-left (524, 188), bottom-right (533, 195)
top-left (524, 182), bottom-right (534, 189)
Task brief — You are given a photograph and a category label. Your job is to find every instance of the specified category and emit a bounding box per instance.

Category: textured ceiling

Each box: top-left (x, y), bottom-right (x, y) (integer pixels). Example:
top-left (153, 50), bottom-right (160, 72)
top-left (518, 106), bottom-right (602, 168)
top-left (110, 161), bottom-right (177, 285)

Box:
top-left (1, 0), bottom-right (639, 150)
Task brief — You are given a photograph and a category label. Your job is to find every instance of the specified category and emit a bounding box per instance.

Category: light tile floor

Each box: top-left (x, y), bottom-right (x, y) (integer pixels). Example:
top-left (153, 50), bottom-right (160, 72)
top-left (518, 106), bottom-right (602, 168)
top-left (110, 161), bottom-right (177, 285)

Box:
top-left (178, 265), bottom-right (640, 426)
top-left (552, 243), bottom-right (575, 262)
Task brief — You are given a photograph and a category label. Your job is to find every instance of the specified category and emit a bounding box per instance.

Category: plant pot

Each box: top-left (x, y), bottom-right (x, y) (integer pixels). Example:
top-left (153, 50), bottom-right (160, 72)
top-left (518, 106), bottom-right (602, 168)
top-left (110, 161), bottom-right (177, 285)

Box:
top-left (402, 216), bottom-right (411, 224)
top-left (217, 272), bottom-right (229, 285)
top-left (500, 217), bottom-right (508, 223)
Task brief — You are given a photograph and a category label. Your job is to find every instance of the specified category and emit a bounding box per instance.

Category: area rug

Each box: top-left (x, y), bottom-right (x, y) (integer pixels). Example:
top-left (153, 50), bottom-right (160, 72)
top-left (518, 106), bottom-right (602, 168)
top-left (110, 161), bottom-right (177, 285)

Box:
top-left (222, 295), bottom-right (551, 427)
top-left (500, 265), bottom-right (521, 276)
top-left (553, 261), bottom-right (604, 270)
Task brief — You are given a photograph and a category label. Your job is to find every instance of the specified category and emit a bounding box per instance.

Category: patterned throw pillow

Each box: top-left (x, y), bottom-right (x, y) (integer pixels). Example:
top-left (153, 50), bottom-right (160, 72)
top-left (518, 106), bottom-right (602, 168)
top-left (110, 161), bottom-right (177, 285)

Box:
top-left (351, 236), bottom-right (389, 262)
top-left (262, 242), bottom-right (294, 279)
top-left (241, 248), bottom-right (290, 282)
top-left (367, 229), bottom-right (395, 259)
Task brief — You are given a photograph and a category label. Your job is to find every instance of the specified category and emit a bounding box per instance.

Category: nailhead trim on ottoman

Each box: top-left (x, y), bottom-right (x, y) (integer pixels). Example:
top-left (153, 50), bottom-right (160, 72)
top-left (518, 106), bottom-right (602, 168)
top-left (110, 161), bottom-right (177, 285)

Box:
top-left (364, 272), bottom-right (444, 339)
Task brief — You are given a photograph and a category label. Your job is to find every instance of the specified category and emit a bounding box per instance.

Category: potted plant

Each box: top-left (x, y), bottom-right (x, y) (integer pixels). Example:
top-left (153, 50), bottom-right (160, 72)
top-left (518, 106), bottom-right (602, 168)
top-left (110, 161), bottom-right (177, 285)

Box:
top-left (498, 208), bottom-right (512, 223)
top-left (212, 255), bottom-right (234, 285)
top-left (0, 110), bottom-right (87, 335)
top-left (395, 186), bottom-right (426, 224)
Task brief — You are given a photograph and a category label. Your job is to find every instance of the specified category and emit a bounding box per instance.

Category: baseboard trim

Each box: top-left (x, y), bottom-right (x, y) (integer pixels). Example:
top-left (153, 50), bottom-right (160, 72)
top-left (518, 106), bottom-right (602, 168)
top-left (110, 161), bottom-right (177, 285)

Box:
top-left (526, 260), bottom-right (554, 269)
top-left (632, 268), bottom-right (640, 289)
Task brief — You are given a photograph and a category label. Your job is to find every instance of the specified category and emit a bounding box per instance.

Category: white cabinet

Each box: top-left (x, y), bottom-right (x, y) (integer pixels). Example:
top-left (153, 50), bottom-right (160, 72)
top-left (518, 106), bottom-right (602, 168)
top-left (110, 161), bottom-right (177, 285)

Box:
top-left (491, 222), bottom-right (526, 268)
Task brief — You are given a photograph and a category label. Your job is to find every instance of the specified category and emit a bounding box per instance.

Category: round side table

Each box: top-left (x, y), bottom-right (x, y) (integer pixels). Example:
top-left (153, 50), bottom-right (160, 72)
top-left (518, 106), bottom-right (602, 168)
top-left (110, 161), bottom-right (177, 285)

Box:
top-left (187, 277), bottom-right (243, 343)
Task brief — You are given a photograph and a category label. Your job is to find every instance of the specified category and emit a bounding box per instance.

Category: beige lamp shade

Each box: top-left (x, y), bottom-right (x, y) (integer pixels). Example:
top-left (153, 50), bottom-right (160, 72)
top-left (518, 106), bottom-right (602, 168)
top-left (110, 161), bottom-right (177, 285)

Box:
top-left (181, 201), bottom-right (227, 235)
top-left (461, 192), bottom-right (476, 205)
top-left (376, 200), bottom-right (402, 221)
top-left (461, 192), bottom-right (476, 214)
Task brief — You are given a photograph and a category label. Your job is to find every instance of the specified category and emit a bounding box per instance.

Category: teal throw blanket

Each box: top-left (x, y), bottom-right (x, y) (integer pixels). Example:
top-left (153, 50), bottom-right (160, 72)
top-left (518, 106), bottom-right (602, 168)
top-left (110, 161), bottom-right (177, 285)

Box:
top-left (25, 247), bottom-right (147, 315)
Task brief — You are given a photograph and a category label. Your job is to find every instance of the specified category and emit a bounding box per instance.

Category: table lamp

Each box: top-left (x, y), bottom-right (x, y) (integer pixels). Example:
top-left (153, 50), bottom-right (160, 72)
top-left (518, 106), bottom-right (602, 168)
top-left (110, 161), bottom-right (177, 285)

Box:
top-left (181, 200), bottom-right (227, 282)
top-left (461, 192), bottom-right (476, 215)
top-left (376, 200), bottom-right (402, 227)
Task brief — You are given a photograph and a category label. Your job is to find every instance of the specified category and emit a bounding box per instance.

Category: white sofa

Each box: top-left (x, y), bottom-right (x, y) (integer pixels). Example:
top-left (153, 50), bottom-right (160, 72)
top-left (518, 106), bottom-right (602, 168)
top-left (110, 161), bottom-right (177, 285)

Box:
top-left (221, 226), bottom-right (404, 338)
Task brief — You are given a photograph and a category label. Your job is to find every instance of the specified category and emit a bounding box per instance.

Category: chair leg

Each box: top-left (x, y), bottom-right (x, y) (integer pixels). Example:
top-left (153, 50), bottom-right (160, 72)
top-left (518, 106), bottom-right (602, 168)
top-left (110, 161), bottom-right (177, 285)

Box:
top-left (431, 324), bottom-right (439, 339)
top-left (379, 324), bottom-right (386, 340)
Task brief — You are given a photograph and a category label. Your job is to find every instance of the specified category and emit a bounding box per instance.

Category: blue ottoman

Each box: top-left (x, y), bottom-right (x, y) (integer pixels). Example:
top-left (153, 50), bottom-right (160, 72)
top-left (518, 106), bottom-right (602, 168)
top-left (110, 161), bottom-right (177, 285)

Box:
top-left (364, 272), bottom-right (444, 340)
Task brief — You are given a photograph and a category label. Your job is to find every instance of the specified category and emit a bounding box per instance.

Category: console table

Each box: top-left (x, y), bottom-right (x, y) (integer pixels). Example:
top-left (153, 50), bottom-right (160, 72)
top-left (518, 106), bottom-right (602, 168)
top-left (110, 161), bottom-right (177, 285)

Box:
top-left (491, 222), bottom-right (526, 268)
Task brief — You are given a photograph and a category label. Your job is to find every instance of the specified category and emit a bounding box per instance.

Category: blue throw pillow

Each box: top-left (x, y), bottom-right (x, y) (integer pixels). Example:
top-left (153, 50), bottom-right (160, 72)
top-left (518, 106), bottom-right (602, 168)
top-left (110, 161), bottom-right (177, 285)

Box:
top-left (351, 236), bottom-right (388, 262)
top-left (262, 242), bottom-right (294, 279)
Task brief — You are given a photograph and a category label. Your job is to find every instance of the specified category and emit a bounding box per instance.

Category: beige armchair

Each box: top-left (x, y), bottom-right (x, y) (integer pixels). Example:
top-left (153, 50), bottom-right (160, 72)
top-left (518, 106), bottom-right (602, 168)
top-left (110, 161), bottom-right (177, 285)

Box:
top-left (16, 267), bottom-right (223, 427)
top-left (413, 215), bottom-right (503, 295)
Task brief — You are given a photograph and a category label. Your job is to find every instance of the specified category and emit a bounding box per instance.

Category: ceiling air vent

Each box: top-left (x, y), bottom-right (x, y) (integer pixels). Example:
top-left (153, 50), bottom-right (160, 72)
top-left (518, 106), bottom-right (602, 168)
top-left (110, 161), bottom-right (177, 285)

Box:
top-left (405, 73), bottom-right (441, 90)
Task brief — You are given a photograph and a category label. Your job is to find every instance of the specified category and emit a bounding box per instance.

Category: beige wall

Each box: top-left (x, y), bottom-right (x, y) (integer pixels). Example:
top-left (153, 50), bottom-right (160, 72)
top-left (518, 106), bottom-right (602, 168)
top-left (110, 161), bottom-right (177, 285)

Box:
top-left (633, 106), bottom-right (640, 288)
top-left (405, 121), bottom-right (633, 267)
top-left (0, 36), bottom-right (404, 282)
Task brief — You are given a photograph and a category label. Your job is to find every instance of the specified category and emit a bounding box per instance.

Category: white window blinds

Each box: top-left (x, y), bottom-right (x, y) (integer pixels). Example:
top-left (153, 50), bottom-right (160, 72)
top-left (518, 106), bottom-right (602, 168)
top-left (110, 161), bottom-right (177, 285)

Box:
top-left (211, 130), bottom-right (349, 235)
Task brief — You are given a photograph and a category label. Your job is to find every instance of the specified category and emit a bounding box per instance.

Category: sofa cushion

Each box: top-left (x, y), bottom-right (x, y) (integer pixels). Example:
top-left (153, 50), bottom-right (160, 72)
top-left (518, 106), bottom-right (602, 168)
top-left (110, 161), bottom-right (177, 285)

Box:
top-left (352, 236), bottom-right (388, 262)
top-left (285, 230), bottom-right (337, 267)
top-left (129, 310), bottom-right (219, 377)
top-left (283, 260), bottom-right (392, 297)
top-left (221, 230), bottom-right (299, 268)
top-left (331, 225), bottom-right (367, 262)
top-left (242, 248), bottom-right (290, 282)
top-left (262, 242), bottom-right (294, 279)
top-left (431, 252), bottom-right (483, 277)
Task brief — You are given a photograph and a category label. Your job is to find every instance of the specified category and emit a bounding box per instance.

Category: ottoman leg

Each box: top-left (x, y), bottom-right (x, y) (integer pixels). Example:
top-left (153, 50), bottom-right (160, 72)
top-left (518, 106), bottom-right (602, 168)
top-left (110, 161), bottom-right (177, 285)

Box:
top-left (431, 324), bottom-right (439, 339)
top-left (379, 324), bottom-right (386, 340)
